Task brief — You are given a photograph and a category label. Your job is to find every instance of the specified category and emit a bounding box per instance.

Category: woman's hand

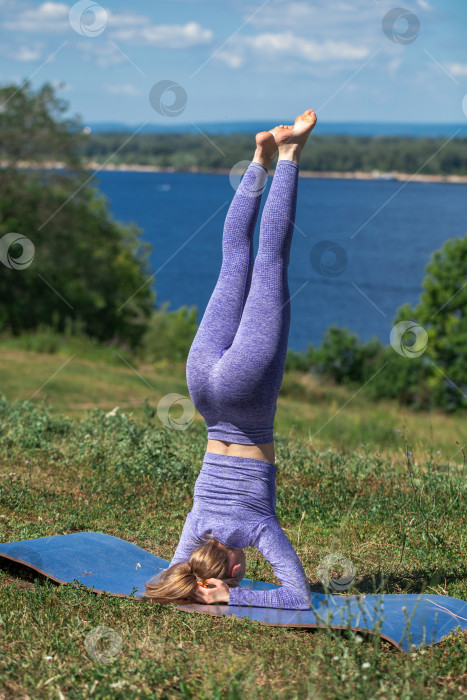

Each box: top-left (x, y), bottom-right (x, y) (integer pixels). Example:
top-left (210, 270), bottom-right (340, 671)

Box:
top-left (193, 578), bottom-right (230, 604)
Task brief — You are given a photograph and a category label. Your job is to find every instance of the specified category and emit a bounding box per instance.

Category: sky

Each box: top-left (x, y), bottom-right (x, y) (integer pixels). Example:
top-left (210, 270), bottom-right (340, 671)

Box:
top-left (1, 0), bottom-right (467, 127)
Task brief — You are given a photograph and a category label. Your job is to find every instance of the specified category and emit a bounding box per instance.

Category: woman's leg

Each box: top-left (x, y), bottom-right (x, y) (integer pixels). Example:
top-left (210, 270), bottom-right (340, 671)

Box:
top-left (186, 133), bottom-right (278, 416)
top-left (191, 161), bottom-right (266, 361)
top-left (206, 110), bottom-right (318, 445)
top-left (208, 157), bottom-right (299, 440)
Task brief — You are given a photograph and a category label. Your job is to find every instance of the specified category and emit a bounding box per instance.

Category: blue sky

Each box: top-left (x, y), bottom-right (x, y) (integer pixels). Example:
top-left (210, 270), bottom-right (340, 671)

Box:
top-left (1, 0), bottom-right (467, 126)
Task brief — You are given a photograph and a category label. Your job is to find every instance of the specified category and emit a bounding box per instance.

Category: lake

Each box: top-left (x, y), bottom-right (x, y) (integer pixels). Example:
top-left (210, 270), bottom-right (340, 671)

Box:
top-left (94, 170), bottom-right (467, 352)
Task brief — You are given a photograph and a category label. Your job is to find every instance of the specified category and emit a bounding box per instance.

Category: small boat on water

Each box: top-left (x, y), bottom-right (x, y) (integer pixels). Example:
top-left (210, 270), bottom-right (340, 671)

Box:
top-left (371, 170), bottom-right (398, 181)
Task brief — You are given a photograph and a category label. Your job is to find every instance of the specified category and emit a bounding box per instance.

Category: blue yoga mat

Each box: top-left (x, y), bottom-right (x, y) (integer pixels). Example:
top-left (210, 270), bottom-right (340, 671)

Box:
top-left (0, 531), bottom-right (465, 653)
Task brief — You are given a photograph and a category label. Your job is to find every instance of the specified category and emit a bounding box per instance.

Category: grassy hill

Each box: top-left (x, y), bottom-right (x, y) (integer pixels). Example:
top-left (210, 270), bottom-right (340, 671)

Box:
top-left (0, 349), bottom-right (465, 697)
top-left (0, 346), bottom-right (464, 465)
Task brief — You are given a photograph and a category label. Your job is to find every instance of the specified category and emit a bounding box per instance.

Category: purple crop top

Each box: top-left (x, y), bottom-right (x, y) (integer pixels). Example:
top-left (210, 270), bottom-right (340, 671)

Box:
top-left (164, 451), bottom-right (312, 610)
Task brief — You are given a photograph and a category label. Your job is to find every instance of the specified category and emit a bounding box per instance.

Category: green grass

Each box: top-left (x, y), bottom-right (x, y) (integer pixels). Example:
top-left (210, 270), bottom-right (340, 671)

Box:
top-left (0, 346), bottom-right (465, 466)
top-left (0, 350), bottom-right (466, 697)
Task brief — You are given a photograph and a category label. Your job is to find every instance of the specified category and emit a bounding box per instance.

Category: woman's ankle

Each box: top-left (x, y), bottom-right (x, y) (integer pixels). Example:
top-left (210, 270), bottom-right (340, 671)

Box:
top-left (252, 150), bottom-right (275, 170)
top-left (277, 144), bottom-right (301, 164)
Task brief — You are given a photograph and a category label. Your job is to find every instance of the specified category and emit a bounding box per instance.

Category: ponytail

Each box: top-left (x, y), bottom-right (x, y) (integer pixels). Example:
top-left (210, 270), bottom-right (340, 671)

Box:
top-left (144, 533), bottom-right (240, 605)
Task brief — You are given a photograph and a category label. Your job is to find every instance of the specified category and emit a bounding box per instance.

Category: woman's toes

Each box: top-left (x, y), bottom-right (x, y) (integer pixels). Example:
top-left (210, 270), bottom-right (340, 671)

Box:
top-left (296, 109), bottom-right (317, 125)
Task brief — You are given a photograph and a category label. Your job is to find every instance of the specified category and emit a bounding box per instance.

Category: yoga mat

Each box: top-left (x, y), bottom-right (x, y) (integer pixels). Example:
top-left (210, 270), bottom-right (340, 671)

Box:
top-left (1, 532), bottom-right (465, 653)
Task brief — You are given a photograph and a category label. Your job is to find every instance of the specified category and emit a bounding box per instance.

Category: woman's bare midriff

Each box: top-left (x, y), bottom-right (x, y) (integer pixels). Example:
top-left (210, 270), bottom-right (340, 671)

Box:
top-left (206, 439), bottom-right (275, 465)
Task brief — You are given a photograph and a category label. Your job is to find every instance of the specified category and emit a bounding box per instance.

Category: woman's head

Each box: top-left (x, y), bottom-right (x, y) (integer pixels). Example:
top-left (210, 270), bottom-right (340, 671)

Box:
top-left (144, 533), bottom-right (246, 605)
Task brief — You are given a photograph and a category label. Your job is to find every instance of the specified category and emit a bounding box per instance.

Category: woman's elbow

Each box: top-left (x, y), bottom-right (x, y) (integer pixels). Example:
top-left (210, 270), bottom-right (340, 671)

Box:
top-left (282, 593), bottom-right (312, 611)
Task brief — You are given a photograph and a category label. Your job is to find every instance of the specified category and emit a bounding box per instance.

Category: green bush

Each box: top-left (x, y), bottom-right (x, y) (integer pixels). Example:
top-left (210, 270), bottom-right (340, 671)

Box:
top-left (0, 313), bottom-right (134, 365)
top-left (285, 327), bottom-right (383, 385)
top-left (137, 303), bottom-right (198, 364)
top-left (363, 347), bottom-right (433, 409)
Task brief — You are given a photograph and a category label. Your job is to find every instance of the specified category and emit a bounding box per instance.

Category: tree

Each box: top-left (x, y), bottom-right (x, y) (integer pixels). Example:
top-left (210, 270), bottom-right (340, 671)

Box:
top-left (0, 81), bottom-right (155, 347)
top-left (393, 236), bottom-right (467, 410)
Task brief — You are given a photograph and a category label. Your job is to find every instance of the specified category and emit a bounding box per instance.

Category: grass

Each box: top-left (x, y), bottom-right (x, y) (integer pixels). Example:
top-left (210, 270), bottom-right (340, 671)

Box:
top-left (0, 345), bottom-right (465, 466)
top-left (0, 348), bottom-right (466, 698)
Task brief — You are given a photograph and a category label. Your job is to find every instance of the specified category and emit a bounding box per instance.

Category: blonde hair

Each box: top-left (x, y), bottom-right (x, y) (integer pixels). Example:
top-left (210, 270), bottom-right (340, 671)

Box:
top-left (144, 532), bottom-right (240, 605)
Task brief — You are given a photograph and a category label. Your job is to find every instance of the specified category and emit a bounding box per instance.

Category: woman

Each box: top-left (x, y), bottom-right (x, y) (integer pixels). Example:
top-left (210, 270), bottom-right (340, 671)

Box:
top-left (145, 109), bottom-right (318, 609)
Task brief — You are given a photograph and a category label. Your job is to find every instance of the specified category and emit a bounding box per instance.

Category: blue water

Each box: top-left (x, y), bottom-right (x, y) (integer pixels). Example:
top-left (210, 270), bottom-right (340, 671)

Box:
top-left (88, 121), bottom-right (467, 138)
top-left (94, 171), bottom-right (467, 352)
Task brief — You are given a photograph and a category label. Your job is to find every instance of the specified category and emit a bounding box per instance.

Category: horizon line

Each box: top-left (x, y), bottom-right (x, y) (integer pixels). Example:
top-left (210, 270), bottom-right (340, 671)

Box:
top-left (87, 119), bottom-right (466, 125)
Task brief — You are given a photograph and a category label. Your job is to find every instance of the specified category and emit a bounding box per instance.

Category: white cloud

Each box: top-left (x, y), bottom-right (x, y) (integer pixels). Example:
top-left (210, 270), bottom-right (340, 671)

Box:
top-left (216, 31), bottom-right (370, 69)
top-left (111, 21), bottom-right (213, 48)
top-left (241, 0), bottom-right (376, 31)
top-left (448, 63), bottom-right (467, 77)
top-left (248, 32), bottom-right (369, 61)
top-left (7, 45), bottom-right (43, 61)
top-left (216, 50), bottom-right (245, 69)
top-left (3, 2), bottom-right (69, 32)
top-left (105, 83), bottom-right (143, 97)
top-left (387, 56), bottom-right (403, 75)
top-left (1, 3), bottom-right (213, 50)
top-left (77, 42), bottom-right (126, 68)
top-left (416, 0), bottom-right (432, 10)
top-left (242, 1), bottom-right (319, 29)
top-left (106, 11), bottom-right (147, 29)
top-left (232, 0), bottom-right (383, 74)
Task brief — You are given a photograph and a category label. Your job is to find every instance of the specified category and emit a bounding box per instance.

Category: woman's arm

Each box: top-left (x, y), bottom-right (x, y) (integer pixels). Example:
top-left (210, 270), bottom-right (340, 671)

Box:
top-left (228, 516), bottom-right (312, 610)
top-left (168, 510), bottom-right (201, 567)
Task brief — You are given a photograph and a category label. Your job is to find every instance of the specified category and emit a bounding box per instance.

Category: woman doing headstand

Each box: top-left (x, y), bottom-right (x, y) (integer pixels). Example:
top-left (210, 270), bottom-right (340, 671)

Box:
top-left (145, 109), bottom-right (318, 609)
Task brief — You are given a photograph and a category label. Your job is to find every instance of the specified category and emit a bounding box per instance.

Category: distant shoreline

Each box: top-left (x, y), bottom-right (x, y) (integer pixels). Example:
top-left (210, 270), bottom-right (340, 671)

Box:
top-left (6, 160), bottom-right (467, 184)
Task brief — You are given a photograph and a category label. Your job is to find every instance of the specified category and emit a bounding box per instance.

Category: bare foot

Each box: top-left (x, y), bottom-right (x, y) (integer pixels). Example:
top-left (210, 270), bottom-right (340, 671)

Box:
top-left (269, 109), bottom-right (317, 152)
top-left (252, 130), bottom-right (278, 170)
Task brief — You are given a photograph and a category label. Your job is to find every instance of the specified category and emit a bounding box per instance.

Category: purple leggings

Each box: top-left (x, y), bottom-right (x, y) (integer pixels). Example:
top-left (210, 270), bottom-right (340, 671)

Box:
top-left (186, 159), bottom-right (299, 445)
